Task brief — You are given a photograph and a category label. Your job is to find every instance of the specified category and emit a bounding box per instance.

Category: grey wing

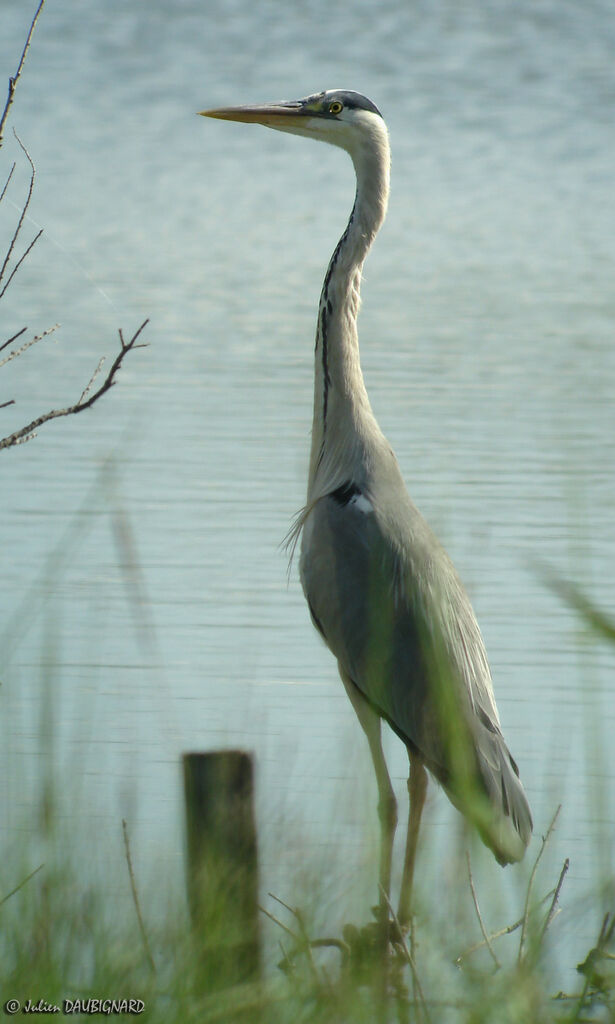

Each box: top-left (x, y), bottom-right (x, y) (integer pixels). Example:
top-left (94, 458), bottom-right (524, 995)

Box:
top-left (300, 484), bottom-right (532, 863)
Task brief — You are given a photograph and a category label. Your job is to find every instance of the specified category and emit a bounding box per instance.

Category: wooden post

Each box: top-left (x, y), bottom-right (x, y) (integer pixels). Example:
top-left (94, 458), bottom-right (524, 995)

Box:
top-left (183, 750), bottom-right (260, 989)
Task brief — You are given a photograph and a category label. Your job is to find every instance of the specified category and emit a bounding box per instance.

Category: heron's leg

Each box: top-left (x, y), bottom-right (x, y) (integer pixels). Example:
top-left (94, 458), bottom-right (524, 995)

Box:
top-left (397, 749), bottom-right (428, 928)
top-left (339, 668), bottom-right (397, 914)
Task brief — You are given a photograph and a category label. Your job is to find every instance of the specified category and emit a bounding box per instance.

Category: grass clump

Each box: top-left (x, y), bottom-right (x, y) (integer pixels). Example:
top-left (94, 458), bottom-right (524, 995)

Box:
top-left (0, 813), bottom-right (613, 1024)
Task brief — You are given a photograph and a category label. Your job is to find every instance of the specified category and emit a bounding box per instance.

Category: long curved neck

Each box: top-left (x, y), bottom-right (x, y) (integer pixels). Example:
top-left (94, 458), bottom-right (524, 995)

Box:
top-left (308, 126), bottom-right (391, 499)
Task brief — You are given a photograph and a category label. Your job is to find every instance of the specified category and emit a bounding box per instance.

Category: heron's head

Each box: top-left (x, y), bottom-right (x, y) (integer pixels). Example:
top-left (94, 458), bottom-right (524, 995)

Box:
top-left (199, 90), bottom-right (388, 166)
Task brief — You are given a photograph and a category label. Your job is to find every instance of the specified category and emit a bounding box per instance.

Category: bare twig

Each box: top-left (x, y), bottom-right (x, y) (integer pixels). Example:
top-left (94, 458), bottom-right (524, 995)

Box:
top-left (0, 320), bottom-right (148, 451)
top-left (0, 226), bottom-right (42, 299)
top-left (78, 357), bottom-right (106, 405)
top-left (456, 887), bottom-right (557, 965)
top-left (0, 324), bottom-right (58, 431)
top-left (264, 894), bottom-right (350, 985)
top-left (268, 890), bottom-right (297, 918)
top-left (0, 163), bottom-right (16, 204)
top-left (77, 320), bottom-right (149, 411)
top-left (1, 21), bottom-right (148, 453)
top-left (0, 862), bottom-right (44, 906)
top-left (0, 323), bottom-right (58, 368)
top-left (0, 133), bottom-right (41, 297)
top-left (459, 852), bottom-right (568, 970)
top-left (466, 850), bottom-right (500, 970)
top-left (121, 818), bottom-right (155, 974)
top-left (0, 326), bottom-right (28, 355)
top-left (518, 805), bottom-right (561, 963)
top-left (537, 857), bottom-right (569, 949)
top-left (266, 893), bottom-right (322, 985)
top-left (0, 0), bottom-right (46, 149)
top-left (259, 902), bottom-right (299, 942)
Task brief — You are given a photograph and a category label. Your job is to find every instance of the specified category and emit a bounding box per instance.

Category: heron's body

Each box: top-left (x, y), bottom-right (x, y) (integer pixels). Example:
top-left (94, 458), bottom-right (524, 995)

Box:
top-left (300, 463), bottom-right (529, 862)
top-left (201, 90), bottom-right (532, 920)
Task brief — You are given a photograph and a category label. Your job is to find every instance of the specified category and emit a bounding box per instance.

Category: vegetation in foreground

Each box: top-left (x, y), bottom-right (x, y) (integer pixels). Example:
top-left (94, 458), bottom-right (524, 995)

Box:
top-left (0, 792), bottom-right (613, 1024)
top-left (0, 524), bottom-right (610, 1024)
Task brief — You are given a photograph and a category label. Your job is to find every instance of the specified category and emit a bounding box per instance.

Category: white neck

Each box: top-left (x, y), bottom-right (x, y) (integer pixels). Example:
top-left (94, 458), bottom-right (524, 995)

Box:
top-left (307, 118), bottom-right (391, 501)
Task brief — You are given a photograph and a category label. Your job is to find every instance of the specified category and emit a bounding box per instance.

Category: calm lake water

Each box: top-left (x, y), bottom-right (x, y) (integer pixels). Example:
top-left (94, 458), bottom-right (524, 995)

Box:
top-left (1, 0), bottom-right (614, 978)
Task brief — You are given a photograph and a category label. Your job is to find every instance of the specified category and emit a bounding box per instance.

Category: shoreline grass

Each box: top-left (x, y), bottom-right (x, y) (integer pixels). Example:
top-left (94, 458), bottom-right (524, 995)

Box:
top-left (0, 796), bottom-right (612, 1024)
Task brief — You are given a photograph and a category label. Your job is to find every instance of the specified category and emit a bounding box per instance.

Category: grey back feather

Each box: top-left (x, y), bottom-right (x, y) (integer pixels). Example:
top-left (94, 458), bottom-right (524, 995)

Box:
top-left (300, 447), bottom-right (532, 863)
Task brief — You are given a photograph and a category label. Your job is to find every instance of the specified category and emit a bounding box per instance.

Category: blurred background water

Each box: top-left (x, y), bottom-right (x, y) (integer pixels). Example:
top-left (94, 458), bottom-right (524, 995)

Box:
top-left (1, 0), bottom-right (614, 978)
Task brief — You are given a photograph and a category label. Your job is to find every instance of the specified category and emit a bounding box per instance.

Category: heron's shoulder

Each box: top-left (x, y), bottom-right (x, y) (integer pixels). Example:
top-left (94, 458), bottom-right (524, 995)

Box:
top-left (329, 480), bottom-right (375, 515)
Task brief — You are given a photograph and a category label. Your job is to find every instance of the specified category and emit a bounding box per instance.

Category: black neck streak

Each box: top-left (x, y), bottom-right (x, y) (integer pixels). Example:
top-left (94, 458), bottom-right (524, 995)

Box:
top-left (316, 196), bottom-right (357, 467)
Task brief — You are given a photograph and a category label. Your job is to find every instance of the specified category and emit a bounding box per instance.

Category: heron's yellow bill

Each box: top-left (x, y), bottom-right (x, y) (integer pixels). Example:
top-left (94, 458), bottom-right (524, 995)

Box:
top-left (198, 102), bottom-right (311, 129)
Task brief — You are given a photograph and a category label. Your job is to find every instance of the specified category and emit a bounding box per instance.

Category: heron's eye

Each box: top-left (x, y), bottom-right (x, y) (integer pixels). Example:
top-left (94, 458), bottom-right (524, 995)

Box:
top-left (329, 101), bottom-right (343, 116)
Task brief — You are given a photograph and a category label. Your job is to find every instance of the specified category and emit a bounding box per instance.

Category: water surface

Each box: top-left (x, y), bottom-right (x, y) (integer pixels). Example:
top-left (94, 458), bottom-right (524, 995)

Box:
top-left (1, 0), bottom-right (614, 974)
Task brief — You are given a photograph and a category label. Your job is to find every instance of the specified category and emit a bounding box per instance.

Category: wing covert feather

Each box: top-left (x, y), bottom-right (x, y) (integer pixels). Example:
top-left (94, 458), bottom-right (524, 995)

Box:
top-left (300, 485), bottom-right (532, 861)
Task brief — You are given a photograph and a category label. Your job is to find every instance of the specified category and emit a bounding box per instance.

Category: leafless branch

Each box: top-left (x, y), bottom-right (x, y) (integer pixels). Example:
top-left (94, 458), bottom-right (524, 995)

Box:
top-left (518, 804), bottom-right (561, 963)
top-left (0, 324), bottom-right (57, 412)
top-left (0, 320), bottom-right (148, 451)
top-left (456, 885), bottom-right (561, 966)
top-left (0, 132), bottom-right (41, 297)
top-left (259, 902), bottom-right (299, 942)
top-left (78, 357), bottom-right (106, 405)
top-left (0, 0), bottom-right (46, 149)
top-left (0, 40), bottom-right (148, 453)
top-left (466, 851), bottom-right (501, 970)
top-left (264, 893), bottom-right (350, 985)
top-left (0, 36), bottom-right (148, 451)
top-left (458, 889), bottom-right (554, 964)
top-left (0, 323), bottom-right (58, 369)
top-left (1, 325), bottom-right (57, 412)
top-left (0, 162), bottom-right (16, 204)
top-left (266, 892), bottom-right (321, 985)
top-left (537, 857), bottom-right (569, 949)
top-left (268, 890), bottom-right (296, 917)
top-left (0, 227), bottom-right (42, 300)
top-left (0, 326), bottom-right (28, 355)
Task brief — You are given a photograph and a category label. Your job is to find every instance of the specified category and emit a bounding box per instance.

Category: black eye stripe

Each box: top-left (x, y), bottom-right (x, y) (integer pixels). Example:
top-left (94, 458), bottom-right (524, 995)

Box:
top-left (307, 90), bottom-right (383, 119)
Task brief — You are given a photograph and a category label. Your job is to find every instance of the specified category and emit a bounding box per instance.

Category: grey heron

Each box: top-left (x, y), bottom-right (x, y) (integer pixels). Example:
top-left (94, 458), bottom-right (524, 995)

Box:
top-left (200, 90), bottom-right (532, 925)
